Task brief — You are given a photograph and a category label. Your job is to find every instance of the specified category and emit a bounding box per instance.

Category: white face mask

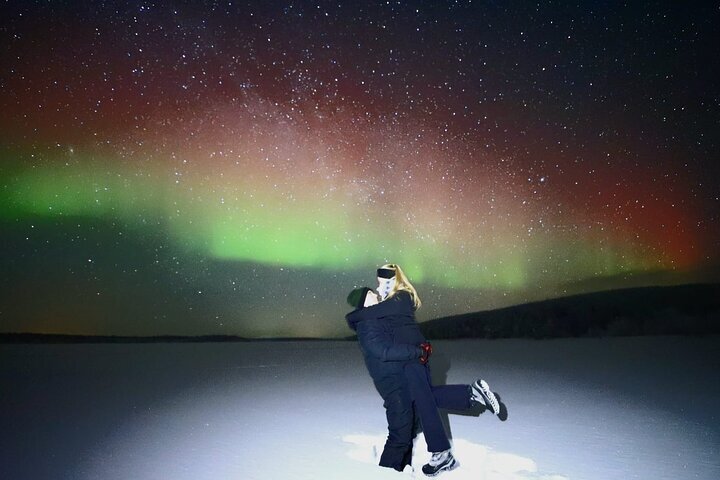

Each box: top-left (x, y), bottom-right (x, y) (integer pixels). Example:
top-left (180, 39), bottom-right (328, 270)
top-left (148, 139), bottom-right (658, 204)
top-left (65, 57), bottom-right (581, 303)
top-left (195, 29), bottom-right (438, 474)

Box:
top-left (377, 277), bottom-right (396, 300)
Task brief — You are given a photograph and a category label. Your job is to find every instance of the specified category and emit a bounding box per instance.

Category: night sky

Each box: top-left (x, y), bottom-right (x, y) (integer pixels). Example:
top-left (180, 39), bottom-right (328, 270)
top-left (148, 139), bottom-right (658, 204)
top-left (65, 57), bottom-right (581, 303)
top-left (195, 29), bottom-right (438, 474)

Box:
top-left (1, 1), bottom-right (718, 338)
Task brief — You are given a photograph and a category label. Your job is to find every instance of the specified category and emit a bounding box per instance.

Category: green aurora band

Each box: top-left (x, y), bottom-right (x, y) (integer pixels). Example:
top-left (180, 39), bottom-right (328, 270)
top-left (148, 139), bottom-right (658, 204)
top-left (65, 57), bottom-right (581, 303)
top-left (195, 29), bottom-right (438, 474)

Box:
top-left (2, 149), bottom-right (669, 292)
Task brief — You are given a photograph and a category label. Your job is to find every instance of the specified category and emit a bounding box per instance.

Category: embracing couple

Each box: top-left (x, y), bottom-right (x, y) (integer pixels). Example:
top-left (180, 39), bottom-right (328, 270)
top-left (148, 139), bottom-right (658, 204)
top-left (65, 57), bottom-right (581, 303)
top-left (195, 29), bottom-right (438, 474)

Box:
top-left (345, 263), bottom-right (501, 477)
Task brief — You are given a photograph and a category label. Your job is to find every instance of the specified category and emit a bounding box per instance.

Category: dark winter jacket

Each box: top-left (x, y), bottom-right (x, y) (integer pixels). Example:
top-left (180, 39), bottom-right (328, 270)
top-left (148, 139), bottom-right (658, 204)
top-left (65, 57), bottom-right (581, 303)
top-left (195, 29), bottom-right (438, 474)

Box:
top-left (382, 291), bottom-right (427, 347)
top-left (346, 290), bottom-right (425, 472)
top-left (345, 291), bottom-right (424, 398)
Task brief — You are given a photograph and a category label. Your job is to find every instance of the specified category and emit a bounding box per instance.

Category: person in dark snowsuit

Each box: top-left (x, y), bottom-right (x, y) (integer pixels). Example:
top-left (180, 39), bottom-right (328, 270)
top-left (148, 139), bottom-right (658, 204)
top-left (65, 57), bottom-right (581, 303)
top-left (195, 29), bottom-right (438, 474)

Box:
top-left (374, 263), bottom-right (502, 477)
top-left (346, 287), bottom-right (423, 472)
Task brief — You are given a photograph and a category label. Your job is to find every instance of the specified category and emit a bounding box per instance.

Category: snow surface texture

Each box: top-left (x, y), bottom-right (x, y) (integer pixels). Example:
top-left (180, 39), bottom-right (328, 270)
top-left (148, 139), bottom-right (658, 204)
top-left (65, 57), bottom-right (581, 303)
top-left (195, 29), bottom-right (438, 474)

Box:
top-left (342, 434), bottom-right (567, 479)
top-left (1, 337), bottom-right (718, 480)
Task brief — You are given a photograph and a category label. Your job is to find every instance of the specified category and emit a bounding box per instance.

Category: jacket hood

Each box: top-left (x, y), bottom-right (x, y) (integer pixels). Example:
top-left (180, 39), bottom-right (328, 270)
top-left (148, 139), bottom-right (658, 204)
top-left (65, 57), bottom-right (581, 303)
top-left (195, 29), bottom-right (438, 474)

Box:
top-left (345, 308), bottom-right (365, 332)
top-left (345, 291), bottom-right (414, 332)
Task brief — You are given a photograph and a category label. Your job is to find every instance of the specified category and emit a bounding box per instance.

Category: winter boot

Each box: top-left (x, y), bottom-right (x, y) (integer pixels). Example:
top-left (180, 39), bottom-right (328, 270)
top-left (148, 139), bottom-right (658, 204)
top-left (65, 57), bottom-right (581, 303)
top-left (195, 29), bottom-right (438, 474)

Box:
top-left (472, 379), bottom-right (500, 415)
top-left (421, 449), bottom-right (458, 476)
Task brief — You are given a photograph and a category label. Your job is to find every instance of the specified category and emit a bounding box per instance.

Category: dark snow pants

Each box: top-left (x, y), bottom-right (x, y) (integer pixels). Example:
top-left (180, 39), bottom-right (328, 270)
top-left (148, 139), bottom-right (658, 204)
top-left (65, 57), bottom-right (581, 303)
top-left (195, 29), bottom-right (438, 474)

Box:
top-left (404, 362), bottom-right (473, 453)
top-left (379, 387), bottom-right (415, 471)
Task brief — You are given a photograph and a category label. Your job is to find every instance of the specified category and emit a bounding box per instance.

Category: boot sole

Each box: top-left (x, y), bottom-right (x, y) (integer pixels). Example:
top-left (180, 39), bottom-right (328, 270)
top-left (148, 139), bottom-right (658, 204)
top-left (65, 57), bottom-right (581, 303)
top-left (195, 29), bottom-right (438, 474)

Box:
top-left (422, 457), bottom-right (458, 477)
top-left (474, 380), bottom-right (500, 415)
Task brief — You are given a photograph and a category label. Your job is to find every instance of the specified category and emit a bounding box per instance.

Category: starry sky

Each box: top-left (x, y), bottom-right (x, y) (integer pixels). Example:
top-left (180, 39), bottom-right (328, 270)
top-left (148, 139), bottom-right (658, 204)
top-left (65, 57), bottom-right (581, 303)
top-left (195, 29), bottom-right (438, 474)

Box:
top-left (1, 1), bottom-right (718, 338)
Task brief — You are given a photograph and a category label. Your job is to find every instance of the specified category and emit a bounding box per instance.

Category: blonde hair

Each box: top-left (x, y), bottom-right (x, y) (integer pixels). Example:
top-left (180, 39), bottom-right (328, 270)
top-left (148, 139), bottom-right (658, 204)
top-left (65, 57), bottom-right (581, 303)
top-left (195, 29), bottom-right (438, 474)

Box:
top-left (380, 263), bottom-right (422, 309)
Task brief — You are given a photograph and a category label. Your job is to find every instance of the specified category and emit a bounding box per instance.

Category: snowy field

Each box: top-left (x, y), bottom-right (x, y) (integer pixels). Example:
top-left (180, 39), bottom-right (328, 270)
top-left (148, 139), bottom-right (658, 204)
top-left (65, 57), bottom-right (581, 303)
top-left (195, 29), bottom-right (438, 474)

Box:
top-left (1, 337), bottom-right (718, 480)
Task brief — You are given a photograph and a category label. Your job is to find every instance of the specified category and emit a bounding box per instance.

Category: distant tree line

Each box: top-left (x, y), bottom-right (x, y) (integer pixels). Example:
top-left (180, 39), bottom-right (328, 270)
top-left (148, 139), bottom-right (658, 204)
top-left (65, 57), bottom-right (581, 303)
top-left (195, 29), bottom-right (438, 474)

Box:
top-left (3, 284), bottom-right (718, 343)
top-left (420, 283), bottom-right (720, 340)
top-left (0, 334), bottom-right (248, 344)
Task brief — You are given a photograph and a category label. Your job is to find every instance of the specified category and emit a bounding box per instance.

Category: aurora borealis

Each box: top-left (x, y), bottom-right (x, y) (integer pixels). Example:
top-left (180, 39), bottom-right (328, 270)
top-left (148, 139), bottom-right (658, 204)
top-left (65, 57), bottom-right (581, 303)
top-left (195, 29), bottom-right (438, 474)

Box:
top-left (1, 1), bottom-right (718, 337)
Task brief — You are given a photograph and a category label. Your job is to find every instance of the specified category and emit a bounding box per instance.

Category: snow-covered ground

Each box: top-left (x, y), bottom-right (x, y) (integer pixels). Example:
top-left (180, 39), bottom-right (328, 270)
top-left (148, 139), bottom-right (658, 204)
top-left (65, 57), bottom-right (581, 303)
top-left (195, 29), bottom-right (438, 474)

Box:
top-left (1, 337), bottom-right (718, 480)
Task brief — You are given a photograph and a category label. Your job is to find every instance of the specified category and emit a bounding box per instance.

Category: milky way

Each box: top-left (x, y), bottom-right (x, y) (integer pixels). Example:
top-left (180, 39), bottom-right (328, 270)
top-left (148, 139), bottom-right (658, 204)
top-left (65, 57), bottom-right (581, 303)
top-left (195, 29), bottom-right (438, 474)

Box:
top-left (1, 1), bottom-right (718, 337)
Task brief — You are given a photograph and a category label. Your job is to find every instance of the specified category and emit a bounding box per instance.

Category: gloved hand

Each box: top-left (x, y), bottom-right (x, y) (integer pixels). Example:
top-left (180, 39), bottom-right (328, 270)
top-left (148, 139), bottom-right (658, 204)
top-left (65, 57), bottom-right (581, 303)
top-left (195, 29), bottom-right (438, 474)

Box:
top-left (419, 342), bottom-right (433, 364)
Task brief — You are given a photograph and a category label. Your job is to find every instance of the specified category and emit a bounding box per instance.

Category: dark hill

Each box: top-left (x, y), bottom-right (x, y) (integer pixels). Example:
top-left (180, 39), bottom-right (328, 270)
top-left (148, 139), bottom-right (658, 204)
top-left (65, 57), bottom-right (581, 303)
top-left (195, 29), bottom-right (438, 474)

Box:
top-left (419, 283), bottom-right (720, 339)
